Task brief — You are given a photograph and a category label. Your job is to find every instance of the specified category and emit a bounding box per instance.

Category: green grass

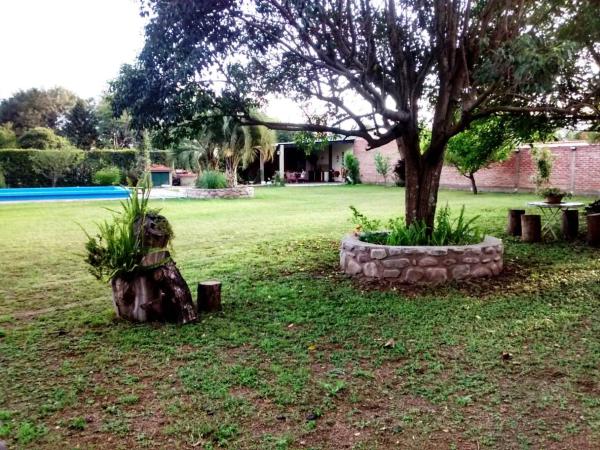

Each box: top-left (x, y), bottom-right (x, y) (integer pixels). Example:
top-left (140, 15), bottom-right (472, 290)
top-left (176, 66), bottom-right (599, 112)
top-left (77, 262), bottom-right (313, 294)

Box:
top-left (0, 185), bottom-right (599, 449)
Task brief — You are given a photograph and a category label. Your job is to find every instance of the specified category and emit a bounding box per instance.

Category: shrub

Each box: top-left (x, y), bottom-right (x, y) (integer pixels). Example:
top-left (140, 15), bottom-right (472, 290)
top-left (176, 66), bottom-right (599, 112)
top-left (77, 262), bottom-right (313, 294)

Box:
top-left (350, 205), bottom-right (482, 246)
top-left (0, 149), bottom-right (137, 187)
top-left (18, 127), bottom-right (71, 149)
top-left (272, 171), bottom-right (286, 187)
top-left (343, 152), bottom-right (361, 184)
top-left (0, 166), bottom-right (5, 188)
top-left (374, 152), bottom-right (390, 183)
top-left (93, 166), bottom-right (121, 185)
top-left (29, 150), bottom-right (84, 187)
top-left (0, 123), bottom-right (17, 148)
top-left (196, 170), bottom-right (227, 189)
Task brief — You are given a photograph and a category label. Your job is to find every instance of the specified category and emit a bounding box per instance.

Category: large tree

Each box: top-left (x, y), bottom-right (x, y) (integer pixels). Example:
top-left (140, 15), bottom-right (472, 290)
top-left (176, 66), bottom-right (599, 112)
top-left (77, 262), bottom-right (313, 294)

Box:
top-left (0, 87), bottom-right (79, 135)
top-left (63, 99), bottom-right (99, 149)
top-left (114, 0), bottom-right (599, 228)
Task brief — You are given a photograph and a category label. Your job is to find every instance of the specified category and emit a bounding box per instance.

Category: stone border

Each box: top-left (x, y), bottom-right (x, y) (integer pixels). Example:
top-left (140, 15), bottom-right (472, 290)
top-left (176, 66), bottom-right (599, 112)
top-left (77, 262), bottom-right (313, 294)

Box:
top-left (184, 186), bottom-right (254, 199)
top-left (340, 234), bottom-right (503, 284)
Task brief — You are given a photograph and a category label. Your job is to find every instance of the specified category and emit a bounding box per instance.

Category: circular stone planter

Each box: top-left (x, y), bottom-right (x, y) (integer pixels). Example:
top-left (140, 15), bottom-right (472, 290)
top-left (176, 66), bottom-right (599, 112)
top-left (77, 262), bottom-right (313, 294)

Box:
top-left (185, 186), bottom-right (254, 199)
top-left (340, 235), bottom-right (503, 284)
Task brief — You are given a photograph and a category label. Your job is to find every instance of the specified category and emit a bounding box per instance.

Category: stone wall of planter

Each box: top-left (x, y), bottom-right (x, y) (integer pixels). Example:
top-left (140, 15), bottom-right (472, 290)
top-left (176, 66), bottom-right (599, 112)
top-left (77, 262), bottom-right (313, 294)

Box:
top-left (340, 235), bottom-right (503, 284)
top-left (185, 186), bottom-right (254, 199)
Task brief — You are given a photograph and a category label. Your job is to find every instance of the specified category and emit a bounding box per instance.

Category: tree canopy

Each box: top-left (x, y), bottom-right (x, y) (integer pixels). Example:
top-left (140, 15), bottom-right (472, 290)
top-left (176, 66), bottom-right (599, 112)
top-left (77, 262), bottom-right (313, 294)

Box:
top-left (63, 99), bottom-right (99, 150)
top-left (114, 0), bottom-right (599, 226)
top-left (0, 87), bottom-right (79, 135)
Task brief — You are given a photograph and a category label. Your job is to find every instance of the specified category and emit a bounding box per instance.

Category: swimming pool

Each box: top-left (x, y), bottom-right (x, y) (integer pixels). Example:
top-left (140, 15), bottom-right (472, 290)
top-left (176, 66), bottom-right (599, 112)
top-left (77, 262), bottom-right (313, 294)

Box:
top-left (0, 186), bottom-right (131, 203)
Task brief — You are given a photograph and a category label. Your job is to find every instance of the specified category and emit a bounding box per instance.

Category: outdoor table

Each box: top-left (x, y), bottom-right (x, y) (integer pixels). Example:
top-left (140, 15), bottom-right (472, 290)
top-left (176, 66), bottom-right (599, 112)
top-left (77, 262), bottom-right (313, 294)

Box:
top-left (527, 201), bottom-right (584, 239)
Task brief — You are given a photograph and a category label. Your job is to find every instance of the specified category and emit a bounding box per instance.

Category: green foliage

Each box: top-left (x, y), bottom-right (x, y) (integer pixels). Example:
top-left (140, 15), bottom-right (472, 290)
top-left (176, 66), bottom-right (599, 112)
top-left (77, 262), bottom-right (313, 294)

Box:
top-left (538, 187), bottom-right (572, 199)
top-left (29, 150), bottom-right (83, 187)
top-left (0, 149), bottom-right (165, 187)
top-left (18, 127), bottom-right (71, 149)
top-left (196, 170), bottom-right (228, 189)
top-left (63, 99), bottom-right (99, 149)
top-left (93, 166), bottom-right (122, 186)
top-left (342, 152), bottom-right (360, 184)
top-left (96, 95), bottom-right (136, 148)
top-left (272, 171), bottom-right (286, 187)
top-left (293, 129), bottom-right (330, 156)
top-left (446, 117), bottom-right (516, 176)
top-left (351, 205), bottom-right (482, 246)
top-left (373, 152), bottom-right (391, 183)
top-left (0, 123), bottom-right (17, 148)
top-left (531, 147), bottom-right (554, 189)
top-left (84, 182), bottom-right (152, 281)
top-left (0, 165), bottom-right (5, 188)
top-left (0, 87), bottom-right (79, 134)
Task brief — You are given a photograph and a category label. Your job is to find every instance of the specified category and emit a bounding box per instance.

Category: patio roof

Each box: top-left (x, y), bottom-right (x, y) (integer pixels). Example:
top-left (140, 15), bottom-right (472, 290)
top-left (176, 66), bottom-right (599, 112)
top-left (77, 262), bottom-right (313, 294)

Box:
top-left (276, 137), bottom-right (356, 148)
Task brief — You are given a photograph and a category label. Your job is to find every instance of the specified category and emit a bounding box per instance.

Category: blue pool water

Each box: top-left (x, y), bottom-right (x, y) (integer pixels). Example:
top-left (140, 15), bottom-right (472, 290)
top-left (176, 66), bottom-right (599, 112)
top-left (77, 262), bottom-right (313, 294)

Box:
top-left (0, 186), bottom-right (131, 202)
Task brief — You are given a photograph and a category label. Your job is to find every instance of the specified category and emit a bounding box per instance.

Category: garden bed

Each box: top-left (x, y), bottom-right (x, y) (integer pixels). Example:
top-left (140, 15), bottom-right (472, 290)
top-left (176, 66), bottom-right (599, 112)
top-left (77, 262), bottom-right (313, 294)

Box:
top-left (340, 234), bottom-right (503, 283)
top-left (185, 186), bottom-right (254, 199)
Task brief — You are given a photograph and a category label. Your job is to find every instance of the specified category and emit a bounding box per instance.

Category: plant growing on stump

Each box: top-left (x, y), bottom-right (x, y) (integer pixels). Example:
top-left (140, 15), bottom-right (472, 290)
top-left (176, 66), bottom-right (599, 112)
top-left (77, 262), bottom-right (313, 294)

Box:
top-left (111, 0), bottom-right (599, 231)
top-left (83, 181), bottom-right (197, 324)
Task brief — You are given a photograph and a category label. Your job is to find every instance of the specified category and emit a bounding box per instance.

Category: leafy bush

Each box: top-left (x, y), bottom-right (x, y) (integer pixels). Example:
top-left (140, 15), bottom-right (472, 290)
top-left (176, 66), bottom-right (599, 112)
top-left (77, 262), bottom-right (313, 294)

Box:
top-left (0, 123), bottom-right (17, 148)
top-left (0, 149), bottom-right (139, 187)
top-left (343, 152), bottom-right (361, 184)
top-left (196, 170), bottom-right (227, 189)
top-left (0, 165), bottom-right (5, 188)
top-left (272, 171), bottom-right (286, 187)
top-left (373, 152), bottom-right (390, 183)
top-left (18, 127), bottom-right (71, 149)
top-left (93, 166), bottom-right (121, 185)
top-left (29, 150), bottom-right (84, 187)
top-left (350, 205), bottom-right (483, 246)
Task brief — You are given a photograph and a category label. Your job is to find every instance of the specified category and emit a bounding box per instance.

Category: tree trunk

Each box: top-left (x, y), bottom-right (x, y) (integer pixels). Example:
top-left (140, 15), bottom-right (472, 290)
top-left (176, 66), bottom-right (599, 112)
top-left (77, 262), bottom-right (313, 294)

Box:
top-left (587, 213), bottom-right (600, 247)
top-left (521, 214), bottom-right (542, 243)
top-left (507, 209), bottom-right (525, 236)
top-left (403, 148), bottom-right (445, 229)
top-left (468, 172), bottom-right (478, 195)
top-left (111, 257), bottom-right (197, 324)
top-left (197, 280), bottom-right (222, 313)
top-left (561, 210), bottom-right (579, 241)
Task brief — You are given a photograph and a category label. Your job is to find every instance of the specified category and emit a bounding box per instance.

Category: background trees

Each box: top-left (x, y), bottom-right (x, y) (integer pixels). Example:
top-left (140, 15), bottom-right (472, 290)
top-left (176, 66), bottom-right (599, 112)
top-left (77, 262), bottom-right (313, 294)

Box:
top-left (112, 0), bottom-right (598, 229)
top-left (0, 87), bottom-right (79, 134)
top-left (63, 99), bottom-right (99, 149)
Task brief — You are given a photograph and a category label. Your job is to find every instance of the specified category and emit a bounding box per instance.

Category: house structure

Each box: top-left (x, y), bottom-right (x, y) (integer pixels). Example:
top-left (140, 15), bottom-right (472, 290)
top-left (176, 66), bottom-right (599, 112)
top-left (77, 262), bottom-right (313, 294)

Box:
top-left (247, 137), bottom-right (401, 184)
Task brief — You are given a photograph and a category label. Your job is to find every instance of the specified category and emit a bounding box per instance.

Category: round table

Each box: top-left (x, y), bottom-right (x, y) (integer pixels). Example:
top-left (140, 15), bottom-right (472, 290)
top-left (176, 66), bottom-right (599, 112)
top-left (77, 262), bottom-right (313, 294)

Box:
top-left (527, 201), bottom-right (584, 239)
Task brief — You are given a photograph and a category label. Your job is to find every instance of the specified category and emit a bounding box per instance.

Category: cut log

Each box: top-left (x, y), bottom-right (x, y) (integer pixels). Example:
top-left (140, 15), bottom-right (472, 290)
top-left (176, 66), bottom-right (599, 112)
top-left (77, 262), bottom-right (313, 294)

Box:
top-left (507, 209), bottom-right (526, 236)
top-left (111, 254), bottom-right (197, 324)
top-left (198, 281), bottom-right (222, 313)
top-left (521, 214), bottom-right (542, 243)
top-left (561, 210), bottom-right (579, 241)
top-left (588, 213), bottom-right (600, 247)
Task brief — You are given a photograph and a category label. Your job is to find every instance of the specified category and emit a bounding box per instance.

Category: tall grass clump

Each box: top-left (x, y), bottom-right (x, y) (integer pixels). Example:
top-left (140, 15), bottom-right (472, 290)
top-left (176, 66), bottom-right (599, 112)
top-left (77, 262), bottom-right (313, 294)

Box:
top-left (196, 170), bottom-right (228, 189)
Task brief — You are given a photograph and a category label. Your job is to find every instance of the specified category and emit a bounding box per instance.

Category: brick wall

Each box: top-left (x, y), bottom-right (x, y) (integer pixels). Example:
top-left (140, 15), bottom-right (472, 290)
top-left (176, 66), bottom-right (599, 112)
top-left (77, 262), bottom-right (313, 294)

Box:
top-left (440, 143), bottom-right (600, 195)
top-left (352, 138), bottom-right (401, 184)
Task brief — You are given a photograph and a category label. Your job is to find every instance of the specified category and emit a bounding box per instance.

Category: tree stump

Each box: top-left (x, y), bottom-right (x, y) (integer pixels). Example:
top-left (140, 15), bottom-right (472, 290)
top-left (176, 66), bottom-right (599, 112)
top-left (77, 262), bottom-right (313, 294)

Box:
top-left (521, 214), bottom-right (542, 243)
top-left (110, 213), bottom-right (197, 324)
top-left (507, 209), bottom-right (525, 236)
top-left (561, 210), bottom-right (579, 241)
top-left (111, 253), bottom-right (197, 324)
top-left (587, 213), bottom-right (600, 247)
top-left (197, 281), bottom-right (222, 313)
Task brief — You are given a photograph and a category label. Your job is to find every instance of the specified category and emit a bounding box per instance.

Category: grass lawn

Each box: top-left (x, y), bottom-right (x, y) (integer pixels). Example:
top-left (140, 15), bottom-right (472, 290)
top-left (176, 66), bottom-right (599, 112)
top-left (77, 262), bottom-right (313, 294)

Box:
top-left (0, 185), bottom-right (599, 449)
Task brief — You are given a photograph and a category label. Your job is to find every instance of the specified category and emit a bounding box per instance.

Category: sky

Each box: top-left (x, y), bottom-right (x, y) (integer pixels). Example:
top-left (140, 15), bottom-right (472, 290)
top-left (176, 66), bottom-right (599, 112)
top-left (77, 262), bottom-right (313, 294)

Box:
top-left (0, 0), bottom-right (304, 122)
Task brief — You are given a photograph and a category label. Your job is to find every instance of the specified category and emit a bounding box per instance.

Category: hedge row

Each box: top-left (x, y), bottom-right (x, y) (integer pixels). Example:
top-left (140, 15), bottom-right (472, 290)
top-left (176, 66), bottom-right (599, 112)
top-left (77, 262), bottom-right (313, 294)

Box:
top-left (0, 149), bottom-right (170, 187)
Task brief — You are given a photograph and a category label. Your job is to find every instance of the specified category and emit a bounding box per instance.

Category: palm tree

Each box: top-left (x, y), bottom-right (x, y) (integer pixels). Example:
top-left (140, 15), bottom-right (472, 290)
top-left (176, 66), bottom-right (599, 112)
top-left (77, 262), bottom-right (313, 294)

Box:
top-left (220, 116), bottom-right (276, 186)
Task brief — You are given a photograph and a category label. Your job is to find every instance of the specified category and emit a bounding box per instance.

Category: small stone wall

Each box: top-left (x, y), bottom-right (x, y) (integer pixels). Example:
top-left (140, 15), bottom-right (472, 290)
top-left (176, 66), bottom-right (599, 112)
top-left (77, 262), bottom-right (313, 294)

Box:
top-left (185, 186), bottom-right (254, 199)
top-left (340, 235), bottom-right (503, 284)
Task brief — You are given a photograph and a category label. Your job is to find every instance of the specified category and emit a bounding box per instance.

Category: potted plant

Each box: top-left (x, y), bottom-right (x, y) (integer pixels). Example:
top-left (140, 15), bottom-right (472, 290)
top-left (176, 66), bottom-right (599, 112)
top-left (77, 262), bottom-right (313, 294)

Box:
top-left (539, 187), bottom-right (572, 204)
